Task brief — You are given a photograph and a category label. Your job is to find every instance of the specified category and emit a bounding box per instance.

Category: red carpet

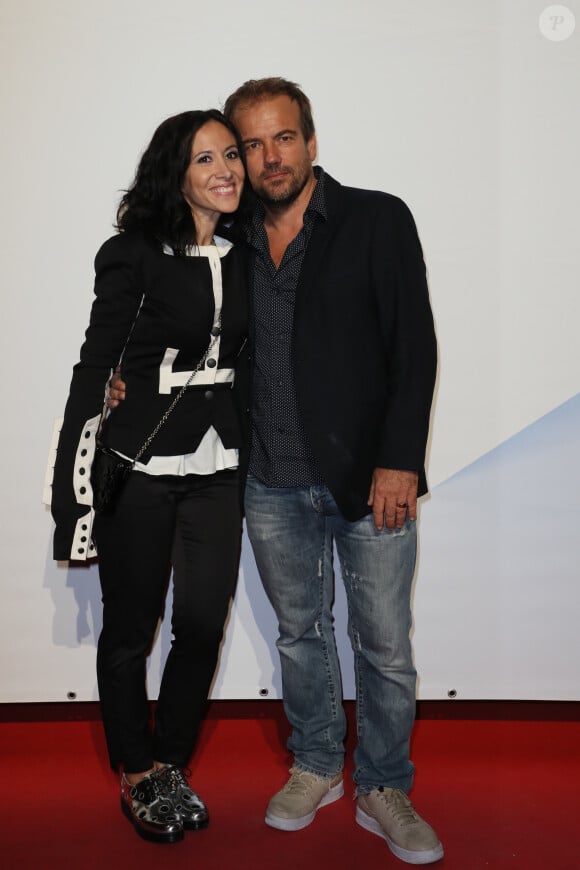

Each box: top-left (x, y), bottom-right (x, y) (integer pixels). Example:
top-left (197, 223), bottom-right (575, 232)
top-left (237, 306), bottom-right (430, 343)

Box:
top-left (1, 703), bottom-right (579, 869)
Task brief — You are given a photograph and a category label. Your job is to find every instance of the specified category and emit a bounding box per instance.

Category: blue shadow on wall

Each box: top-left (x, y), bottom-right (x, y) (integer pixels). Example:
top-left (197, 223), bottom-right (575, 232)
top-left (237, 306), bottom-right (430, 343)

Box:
top-left (414, 391), bottom-right (580, 699)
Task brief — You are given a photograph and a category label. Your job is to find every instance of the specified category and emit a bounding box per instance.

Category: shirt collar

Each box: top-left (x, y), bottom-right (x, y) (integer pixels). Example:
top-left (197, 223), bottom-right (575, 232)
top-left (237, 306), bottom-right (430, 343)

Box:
top-left (162, 235), bottom-right (233, 258)
top-left (306, 166), bottom-right (327, 222)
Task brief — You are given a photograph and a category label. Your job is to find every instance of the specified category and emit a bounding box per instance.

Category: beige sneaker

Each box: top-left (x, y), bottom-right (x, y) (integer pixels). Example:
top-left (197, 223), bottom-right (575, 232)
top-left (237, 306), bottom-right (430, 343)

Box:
top-left (265, 767), bottom-right (344, 831)
top-left (356, 787), bottom-right (443, 865)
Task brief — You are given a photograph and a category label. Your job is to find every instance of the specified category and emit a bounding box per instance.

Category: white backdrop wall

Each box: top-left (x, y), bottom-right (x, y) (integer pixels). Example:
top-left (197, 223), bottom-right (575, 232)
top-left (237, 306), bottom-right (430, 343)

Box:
top-left (1, 0), bottom-right (578, 703)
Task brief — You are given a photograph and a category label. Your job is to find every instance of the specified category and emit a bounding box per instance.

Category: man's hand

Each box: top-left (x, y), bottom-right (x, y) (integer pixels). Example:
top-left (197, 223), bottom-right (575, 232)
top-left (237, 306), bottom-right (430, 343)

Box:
top-left (107, 366), bottom-right (126, 409)
top-left (367, 468), bottom-right (419, 531)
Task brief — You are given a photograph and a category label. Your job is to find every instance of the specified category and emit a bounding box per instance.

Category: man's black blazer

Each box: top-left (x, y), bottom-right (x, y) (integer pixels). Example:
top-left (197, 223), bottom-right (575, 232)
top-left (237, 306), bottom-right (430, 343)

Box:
top-left (243, 171), bottom-right (437, 522)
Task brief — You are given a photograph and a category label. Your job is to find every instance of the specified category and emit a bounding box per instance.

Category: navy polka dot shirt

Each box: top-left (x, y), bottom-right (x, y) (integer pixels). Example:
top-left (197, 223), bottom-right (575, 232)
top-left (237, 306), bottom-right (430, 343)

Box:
top-left (248, 167), bottom-right (327, 487)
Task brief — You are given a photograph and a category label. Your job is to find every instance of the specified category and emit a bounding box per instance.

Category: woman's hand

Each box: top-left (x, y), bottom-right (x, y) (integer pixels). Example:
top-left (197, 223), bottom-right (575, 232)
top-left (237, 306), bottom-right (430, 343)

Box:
top-left (107, 366), bottom-right (126, 408)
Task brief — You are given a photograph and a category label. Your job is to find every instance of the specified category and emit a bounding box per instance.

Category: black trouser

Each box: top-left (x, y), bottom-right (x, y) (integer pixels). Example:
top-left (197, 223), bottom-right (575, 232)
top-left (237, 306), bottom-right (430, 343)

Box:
top-left (93, 468), bottom-right (241, 773)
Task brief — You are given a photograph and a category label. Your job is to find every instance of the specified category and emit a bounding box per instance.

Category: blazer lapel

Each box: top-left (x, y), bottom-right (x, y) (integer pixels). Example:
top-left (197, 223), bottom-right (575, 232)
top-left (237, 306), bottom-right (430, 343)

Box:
top-left (294, 172), bottom-right (342, 317)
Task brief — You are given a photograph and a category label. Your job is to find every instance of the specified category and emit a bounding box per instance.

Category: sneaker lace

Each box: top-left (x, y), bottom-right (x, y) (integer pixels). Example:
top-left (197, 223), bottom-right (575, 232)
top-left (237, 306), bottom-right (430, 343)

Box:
top-left (378, 787), bottom-right (420, 827)
top-left (283, 769), bottom-right (318, 797)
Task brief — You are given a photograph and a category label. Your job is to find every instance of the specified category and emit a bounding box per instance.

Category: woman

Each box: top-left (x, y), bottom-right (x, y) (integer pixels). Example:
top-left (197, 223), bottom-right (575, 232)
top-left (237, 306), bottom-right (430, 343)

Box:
top-left (51, 110), bottom-right (248, 844)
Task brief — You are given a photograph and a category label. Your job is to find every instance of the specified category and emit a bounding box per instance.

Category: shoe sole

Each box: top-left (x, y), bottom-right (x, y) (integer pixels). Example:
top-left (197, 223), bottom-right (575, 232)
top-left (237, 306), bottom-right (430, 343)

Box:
top-left (265, 781), bottom-right (344, 831)
top-left (121, 798), bottom-right (184, 843)
top-left (356, 806), bottom-right (444, 865)
top-left (181, 817), bottom-right (210, 831)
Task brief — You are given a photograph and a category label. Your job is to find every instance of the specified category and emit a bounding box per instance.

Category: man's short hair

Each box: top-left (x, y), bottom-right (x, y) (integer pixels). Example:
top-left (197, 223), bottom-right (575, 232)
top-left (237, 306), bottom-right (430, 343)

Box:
top-left (224, 77), bottom-right (315, 142)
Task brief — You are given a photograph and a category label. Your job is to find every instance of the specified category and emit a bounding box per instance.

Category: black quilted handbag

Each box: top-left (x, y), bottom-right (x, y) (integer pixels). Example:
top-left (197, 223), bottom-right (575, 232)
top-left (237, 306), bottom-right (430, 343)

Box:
top-left (90, 443), bottom-right (134, 515)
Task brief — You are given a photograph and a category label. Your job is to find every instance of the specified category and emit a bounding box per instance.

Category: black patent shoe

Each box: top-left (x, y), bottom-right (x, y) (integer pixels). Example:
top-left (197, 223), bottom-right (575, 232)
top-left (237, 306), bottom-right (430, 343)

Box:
top-left (156, 765), bottom-right (209, 830)
top-left (121, 772), bottom-right (184, 843)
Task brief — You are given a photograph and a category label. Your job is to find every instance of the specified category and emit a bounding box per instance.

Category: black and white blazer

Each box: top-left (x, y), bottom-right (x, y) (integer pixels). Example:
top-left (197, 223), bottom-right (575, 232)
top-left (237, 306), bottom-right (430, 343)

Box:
top-left (50, 230), bottom-right (248, 561)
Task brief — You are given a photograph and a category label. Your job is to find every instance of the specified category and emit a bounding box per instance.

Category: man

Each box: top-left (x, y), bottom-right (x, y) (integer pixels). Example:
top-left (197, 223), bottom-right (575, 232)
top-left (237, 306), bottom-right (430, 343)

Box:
top-left (222, 79), bottom-right (441, 865)
top-left (111, 78), bottom-right (441, 864)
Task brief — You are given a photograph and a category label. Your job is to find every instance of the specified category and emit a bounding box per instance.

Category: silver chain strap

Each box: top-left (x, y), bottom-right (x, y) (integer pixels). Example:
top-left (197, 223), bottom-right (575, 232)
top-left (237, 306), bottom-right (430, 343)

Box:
top-left (132, 317), bottom-right (222, 464)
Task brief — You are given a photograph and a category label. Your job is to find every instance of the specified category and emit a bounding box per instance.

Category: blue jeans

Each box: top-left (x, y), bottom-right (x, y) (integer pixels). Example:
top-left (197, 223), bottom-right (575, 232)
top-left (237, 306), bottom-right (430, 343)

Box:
top-left (244, 477), bottom-right (417, 794)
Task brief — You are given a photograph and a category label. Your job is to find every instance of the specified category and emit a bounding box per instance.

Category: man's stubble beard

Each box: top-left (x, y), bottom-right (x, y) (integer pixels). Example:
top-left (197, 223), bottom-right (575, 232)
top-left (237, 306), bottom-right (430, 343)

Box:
top-left (252, 162), bottom-right (313, 212)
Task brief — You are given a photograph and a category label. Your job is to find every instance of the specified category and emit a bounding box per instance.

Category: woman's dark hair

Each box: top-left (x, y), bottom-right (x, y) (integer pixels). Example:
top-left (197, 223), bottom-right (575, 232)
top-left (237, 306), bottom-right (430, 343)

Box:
top-left (116, 109), bottom-right (245, 255)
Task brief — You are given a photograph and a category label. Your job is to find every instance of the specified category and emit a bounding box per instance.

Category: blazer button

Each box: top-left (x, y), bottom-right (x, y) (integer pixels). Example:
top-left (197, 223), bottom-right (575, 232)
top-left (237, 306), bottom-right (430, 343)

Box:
top-left (206, 358), bottom-right (217, 368)
top-left (211, 326), bottom-right (221, 336)
top-left (204, 390), bottom-right (214, 400)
